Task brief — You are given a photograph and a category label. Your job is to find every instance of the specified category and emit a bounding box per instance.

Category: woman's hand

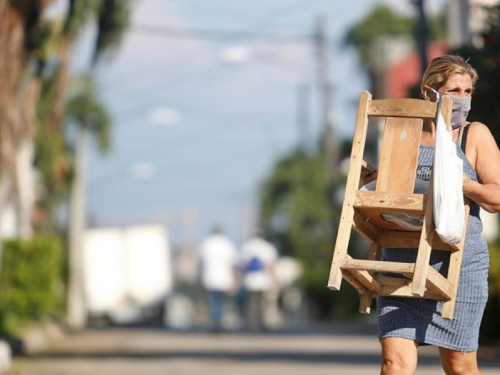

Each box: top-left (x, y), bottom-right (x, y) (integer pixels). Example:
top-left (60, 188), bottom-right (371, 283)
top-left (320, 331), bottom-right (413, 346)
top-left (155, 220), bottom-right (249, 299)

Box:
top-left (361, 163), bottom-right (378, 185)
top-left (462, 173), bottom-right (475, 195)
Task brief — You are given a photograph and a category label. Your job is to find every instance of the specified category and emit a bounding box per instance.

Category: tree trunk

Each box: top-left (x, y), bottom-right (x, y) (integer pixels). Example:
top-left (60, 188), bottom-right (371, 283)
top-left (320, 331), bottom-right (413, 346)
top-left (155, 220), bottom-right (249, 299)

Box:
top-left (0, 1), bottom-right (26, 175)
top-left (0, 175), bottom-right (14, 273)
top-left (67, 127), bottom-right (88, 329)
top-left (13, 140), bottom-right (35, 238)
top-left (0, 3), bottom-right (45, 239)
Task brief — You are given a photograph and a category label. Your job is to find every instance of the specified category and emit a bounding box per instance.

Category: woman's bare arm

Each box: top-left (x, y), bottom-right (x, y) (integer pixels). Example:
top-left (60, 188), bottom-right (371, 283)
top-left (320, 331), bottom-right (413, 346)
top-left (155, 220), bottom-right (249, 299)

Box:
top-left (463, 121), bottom-right (500, 213)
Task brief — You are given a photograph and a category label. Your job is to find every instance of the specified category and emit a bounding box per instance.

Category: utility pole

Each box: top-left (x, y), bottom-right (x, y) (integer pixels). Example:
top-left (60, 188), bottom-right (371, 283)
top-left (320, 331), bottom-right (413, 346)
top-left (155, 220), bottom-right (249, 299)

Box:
top-left (447, 0), bottom-right (470, 48)
top-left (296, 82), bottom-right (310, 152)
top-left (413, 0), bottom-right (429, 76)
top-left (314, 15), bottom-right (338, 188)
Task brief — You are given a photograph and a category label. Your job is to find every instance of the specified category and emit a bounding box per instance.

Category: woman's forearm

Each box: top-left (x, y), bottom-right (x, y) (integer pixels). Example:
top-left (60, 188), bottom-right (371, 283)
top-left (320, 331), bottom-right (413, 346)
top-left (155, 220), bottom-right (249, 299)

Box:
top-left (463, 177), bottom-right (500, 213)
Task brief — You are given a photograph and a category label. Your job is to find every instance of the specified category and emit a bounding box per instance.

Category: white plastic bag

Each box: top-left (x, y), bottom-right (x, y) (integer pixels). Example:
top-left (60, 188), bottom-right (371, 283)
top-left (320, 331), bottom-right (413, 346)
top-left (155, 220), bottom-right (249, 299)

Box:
top-left (433, 103), bottom-right (465, 244)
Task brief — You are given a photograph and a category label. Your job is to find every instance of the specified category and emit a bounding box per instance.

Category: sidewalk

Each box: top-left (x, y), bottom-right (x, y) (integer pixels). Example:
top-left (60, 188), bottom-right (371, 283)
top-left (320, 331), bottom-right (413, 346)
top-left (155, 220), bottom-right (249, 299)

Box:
top-left (5, 326), bottom-right (500, 375)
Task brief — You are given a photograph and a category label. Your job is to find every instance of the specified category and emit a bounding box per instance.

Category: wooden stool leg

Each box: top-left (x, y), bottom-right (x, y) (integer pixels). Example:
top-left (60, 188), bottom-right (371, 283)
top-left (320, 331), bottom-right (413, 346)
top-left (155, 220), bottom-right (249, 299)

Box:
top-left (442, 203), bottom-right (470, 319)
top-left (359, 243), bottom-right (381, 314)
top-left (328, 91), bottom-right (371, 291)
top-left (412, 174), bottom-right (436, 297)
top-left (328, 216), bottom-right (353, 290)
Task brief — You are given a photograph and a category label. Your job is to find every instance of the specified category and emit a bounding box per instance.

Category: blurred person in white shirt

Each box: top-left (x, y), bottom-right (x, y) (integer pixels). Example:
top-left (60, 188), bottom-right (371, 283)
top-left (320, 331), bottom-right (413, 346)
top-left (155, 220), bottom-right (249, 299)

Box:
top-left (240, 232), bottom-right (279, 331)
top-left (198, 226), bottom-right (239, 332)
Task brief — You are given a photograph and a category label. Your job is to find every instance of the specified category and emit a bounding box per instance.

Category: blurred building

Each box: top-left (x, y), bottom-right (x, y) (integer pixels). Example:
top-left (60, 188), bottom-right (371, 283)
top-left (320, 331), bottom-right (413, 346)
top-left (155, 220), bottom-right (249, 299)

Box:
top-left (386, 41), bottom-right (448, 99)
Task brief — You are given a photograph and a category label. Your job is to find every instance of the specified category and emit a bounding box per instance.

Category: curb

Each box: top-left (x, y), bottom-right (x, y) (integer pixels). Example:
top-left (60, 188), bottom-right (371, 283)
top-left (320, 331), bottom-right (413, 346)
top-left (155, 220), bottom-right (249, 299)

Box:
top-left (0, 320), bottom-right (66, 372)
top-left (18, 321), bottom-right (66, 354)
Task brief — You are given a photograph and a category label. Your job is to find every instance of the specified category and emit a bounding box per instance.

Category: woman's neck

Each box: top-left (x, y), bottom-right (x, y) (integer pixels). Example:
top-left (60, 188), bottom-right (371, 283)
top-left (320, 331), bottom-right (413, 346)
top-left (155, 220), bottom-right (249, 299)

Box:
top-left (420, 119), bottom-right (462, 146)
top-left (421, 119), bottom-right (436, 146)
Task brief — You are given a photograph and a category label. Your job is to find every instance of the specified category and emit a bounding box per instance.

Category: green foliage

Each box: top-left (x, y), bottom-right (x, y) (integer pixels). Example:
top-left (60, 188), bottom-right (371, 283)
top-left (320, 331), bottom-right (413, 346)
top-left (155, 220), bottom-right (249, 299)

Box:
top-left (479, 241), bottom-right (500, 345)
top-left (346, 4), bottom-right (446, 67)
top-left (25, 22), bottom-right (53, 58)
top-left (346, 5), bottom-right (413, 63)
top-left (0, 236), bottom-right (64, 335)
top-left (31, 0), bottom-right (128, 233)
top-left (64, 0), bottom-right (100, 39)
top-left (93, 0), bottom-right (131, 63)
top-left (34, 128), bottom-right (74, 231)
top-left (259, 150), bottom-right (335, 257)
top-left (36, 75), bottom-right (75, 199)
top-left (488, 242), bottom-right (500, 298)
top-left (427, 13), bottom-right (447, 42)
top-left (34, 77), bottom-right (111, 231)
top-left (66, 79), bottom-right (111, 152)
top-left (258, 147), bottom-right (365, 320)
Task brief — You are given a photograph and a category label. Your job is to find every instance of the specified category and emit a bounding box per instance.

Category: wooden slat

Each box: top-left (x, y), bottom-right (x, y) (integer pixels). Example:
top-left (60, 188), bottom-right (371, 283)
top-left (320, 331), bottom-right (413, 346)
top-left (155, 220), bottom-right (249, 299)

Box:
top-left (328, 91), bottom-right (372, 291)
top-left (341, 269), bottom-right (369, 294)
top-left (359, 294), bottom-right (373, 314)
top-left (376, 117), bottom-right (422, 193)
top-left (341, 258), bottom-right (414, 274)
top-left (354, 191), bottom-right (426, 212)
top-left (366, 242), bottom-right (382, 264)
top-left (353, 210), bottom-right (420, 231)
top-left (411, 163), bottom-right (437, 297)
top-left (410, 96), bottom-right (452, 300)
top-left (358, 243), bottom-right (381, 315)
top-left (352, 212), bottom-right (379, 243)
top-left (442, 200), bottom-right (471, 319)
top-left (375, 275), bottom-right (447, 300)
top-left (379, 230), bottom-right (459, 251)
top-left (349, 269), bottom-right (382, 293)
top-left (425, 266), bottom-right (452, 300)
top-left (368, 98), bottom-right (438, 119)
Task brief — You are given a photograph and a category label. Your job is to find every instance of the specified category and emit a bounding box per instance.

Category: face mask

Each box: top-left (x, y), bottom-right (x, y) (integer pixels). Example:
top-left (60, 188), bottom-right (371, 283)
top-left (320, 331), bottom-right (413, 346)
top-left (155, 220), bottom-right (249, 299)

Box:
top-left (450, 96), bottom-right (471, 129)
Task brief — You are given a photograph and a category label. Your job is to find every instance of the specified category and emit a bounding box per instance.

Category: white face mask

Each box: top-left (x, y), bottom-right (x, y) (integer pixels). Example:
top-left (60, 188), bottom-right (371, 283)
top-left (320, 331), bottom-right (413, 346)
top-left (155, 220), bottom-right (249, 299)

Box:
top-left (450, 96), bottom-right (471, 129)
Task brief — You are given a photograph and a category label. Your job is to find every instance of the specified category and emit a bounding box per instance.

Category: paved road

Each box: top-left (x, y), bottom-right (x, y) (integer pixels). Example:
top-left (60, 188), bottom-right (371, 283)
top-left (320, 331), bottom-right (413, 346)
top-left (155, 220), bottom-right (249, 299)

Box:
top-left (5, 326), bottom-right (500, 375)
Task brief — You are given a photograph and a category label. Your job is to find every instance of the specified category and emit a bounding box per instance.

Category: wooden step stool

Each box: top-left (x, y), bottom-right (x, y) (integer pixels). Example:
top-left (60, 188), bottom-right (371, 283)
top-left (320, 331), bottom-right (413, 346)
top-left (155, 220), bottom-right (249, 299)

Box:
top-left (328, 90), bottom-right (470, 320)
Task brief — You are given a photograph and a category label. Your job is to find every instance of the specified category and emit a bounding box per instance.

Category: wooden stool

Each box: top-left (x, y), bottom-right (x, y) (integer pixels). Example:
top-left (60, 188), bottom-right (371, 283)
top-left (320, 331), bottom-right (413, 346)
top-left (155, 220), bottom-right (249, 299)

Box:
top-left (328, 90), bottom-right (470, 320)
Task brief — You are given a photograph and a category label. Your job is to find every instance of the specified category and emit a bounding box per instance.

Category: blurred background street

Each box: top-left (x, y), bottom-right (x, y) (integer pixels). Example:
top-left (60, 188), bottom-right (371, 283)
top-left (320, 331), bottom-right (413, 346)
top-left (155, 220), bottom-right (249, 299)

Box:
top-left (6, 325), bottom-right (500, 375)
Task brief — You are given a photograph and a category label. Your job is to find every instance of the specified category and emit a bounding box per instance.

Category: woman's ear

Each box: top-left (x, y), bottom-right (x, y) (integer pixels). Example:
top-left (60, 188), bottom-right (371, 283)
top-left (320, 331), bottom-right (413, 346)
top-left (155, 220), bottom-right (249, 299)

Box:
top-left (422, 85), bottom-right (437, 101)
top-left (422, 85), bottom-right (430, 100)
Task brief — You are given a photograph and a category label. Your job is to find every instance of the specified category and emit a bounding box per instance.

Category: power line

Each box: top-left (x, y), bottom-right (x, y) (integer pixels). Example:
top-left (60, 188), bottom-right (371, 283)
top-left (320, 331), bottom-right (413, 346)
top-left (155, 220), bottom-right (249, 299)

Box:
top-left (131, 24), bottom-right (313, 43)
top-left (243, 0), bottom-right (325, 31)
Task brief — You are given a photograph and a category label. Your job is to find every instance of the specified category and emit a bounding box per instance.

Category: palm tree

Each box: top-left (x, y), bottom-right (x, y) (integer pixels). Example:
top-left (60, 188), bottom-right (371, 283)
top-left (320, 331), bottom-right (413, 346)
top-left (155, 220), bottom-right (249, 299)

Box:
top-left (35, 78), bottom-right (111, 232)
top-left (65, 78), bottom-right (112, 328)
top-left (64, 0), bottom-right (130, 329)
top-left (36, 0), bottom-right (129, 223)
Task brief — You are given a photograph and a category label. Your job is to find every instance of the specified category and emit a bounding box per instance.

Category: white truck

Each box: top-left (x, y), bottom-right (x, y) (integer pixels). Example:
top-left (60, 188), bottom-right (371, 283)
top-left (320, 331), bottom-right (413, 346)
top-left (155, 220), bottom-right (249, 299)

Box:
top-left (82, 224), bottom-right (173, 324)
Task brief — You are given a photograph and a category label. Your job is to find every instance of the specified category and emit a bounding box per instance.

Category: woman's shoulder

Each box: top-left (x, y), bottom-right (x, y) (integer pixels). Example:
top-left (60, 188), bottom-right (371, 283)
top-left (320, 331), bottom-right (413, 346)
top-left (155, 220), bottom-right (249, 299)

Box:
top-left (467, 120), bottom-right (491, 132)
top-left (466, 121), bottom-right (495, 142)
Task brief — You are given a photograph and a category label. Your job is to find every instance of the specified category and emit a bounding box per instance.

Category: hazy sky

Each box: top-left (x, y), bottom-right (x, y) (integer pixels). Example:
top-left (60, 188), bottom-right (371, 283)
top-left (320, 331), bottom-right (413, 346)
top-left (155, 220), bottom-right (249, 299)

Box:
top-left (78, 0), bottom-right (447, 247)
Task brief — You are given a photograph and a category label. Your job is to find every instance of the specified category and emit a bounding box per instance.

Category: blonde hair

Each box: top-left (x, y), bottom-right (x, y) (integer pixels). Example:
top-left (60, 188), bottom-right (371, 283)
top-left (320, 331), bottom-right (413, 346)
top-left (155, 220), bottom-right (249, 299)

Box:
top-left (420, 55), bottom-right (478, 96)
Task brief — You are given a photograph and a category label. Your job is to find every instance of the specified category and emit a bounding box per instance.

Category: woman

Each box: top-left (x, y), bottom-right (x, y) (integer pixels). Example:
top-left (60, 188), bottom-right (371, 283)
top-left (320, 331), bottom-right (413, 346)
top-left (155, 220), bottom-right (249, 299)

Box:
top-left (377, 55), bottom-right (500, 375)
